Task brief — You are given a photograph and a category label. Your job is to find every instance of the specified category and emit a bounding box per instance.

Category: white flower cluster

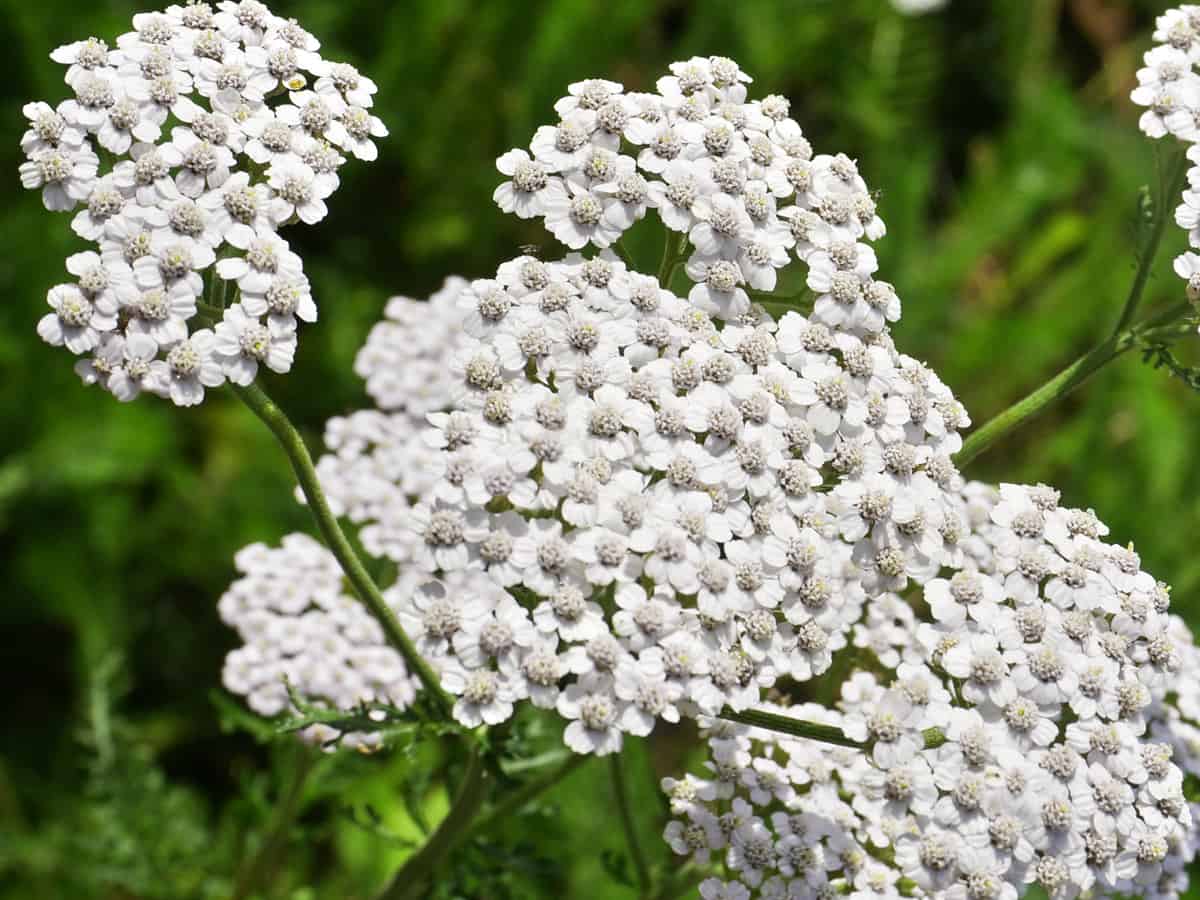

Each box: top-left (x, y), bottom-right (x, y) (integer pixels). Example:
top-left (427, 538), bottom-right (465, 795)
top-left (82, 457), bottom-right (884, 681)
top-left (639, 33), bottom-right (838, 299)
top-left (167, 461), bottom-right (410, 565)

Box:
top-left (377, 239), bottom-right (972, 753)
top-left (661, 481), bottom-right (1200, 900)
top-left (219, 532), bottom-right (419, 751)
top-left (19, 1), bottom-right (386, 405)
top-left (494, 58), bottom-right (898, 324)
top-left (1130, 5), bottom-right (1200, 310)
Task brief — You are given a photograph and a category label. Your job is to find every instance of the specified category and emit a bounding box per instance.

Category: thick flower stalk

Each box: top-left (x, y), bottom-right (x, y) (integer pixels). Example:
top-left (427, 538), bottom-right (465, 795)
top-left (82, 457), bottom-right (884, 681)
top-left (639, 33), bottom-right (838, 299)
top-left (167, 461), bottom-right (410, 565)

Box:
top-left (19, 0), bottom-right (386, 405)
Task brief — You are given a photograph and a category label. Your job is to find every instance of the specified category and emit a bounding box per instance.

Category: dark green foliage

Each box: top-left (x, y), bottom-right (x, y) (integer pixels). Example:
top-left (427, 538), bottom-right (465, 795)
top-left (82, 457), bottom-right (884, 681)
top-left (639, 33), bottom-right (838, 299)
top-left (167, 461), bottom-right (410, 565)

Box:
top-left (4, 0), bottom-right (1200, 897)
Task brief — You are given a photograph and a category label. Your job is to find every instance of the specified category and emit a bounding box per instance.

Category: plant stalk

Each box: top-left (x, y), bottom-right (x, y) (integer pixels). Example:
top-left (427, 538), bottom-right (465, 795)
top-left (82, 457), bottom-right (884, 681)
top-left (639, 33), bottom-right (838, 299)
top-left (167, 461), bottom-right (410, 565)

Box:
top-left (953, 336), bottom-right (1130, 469)
top-left (720, 707), bottom-right (865, 748)
top-left (955, 149), bottom-right (1189, 470)
top-left (231, 380), bottom-right (451, 716)
top-left (719, 707), bottom-right (946, 751)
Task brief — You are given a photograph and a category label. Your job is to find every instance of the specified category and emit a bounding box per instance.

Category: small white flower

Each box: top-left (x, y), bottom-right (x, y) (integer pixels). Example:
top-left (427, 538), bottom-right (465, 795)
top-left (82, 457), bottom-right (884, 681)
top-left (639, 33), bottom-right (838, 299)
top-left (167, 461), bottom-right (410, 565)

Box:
top-left (150, 327), bottom-right (225, 406)
top-left (213, 302), bottom-right (297, 384)
top-left (37, 283), bottom-right (117, 354)
top-left (19, 143), bottom-right (99, 211)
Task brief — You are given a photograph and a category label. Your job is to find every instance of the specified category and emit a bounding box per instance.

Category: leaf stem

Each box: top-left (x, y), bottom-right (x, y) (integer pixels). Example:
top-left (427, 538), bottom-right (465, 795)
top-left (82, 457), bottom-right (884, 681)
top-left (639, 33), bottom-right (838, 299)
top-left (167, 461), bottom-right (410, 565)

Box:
top-left (231, 380), bottom-right (452, 717)
top-left (377, 746), bottom-right (491, 900)
top-left (610, 749), bottom-right (652, 894)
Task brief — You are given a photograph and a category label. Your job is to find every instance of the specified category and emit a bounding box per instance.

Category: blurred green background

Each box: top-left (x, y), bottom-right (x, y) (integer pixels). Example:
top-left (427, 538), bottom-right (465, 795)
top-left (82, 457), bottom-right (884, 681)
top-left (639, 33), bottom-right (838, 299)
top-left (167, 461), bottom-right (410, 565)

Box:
top-left (3, 0), bottom-right (1200, 897)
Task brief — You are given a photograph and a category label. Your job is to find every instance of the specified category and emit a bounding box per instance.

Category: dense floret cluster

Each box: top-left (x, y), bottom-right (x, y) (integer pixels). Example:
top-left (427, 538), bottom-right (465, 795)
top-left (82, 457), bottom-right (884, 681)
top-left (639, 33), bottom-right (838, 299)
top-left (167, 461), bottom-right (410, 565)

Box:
top-left (19, 1), bottom-right (385, 405)
top-left (495, 57), bottom-right (895, 323)
top-left (382, 249), bottom-right (967, 754)
top-left (662, 482), bottom-right (1200, 900)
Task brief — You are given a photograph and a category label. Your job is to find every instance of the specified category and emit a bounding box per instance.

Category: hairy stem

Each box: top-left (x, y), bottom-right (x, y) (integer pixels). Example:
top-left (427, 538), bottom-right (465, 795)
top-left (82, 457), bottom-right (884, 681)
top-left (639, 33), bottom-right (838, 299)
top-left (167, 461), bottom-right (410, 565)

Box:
top-left (610, 750), bottom-right (652, 894)
top-left (468, 752), bottom-right (589, 838)
top-left (231, 381), bottom-right (451, 716)
top-left (378, 747), bottom-right (490, 900)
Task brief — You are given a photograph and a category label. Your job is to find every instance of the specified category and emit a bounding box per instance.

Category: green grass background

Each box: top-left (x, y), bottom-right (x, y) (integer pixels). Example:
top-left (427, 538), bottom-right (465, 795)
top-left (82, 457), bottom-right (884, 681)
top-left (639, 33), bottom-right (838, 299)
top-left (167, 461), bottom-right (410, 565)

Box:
top-left (3, 0), bottom-right (1199, 897)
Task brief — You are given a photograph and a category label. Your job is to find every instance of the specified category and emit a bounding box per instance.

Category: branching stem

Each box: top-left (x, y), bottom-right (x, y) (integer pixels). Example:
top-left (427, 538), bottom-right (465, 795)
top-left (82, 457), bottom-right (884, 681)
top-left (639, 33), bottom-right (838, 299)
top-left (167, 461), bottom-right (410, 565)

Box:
top-left (956, 150), bottom-right (1191, 470)
top-left (231, 381), bottom-right (452, 716)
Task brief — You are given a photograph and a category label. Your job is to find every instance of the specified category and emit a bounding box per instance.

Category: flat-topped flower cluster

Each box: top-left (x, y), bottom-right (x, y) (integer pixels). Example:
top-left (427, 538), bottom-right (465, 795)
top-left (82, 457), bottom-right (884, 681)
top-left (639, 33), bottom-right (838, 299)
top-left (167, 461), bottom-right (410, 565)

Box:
top-left (662, 482), bottom-right (1200, 900)
top-left (374, 250), bottom-right (967, 754)
top-left (19, 0), bottom-right (385, 405)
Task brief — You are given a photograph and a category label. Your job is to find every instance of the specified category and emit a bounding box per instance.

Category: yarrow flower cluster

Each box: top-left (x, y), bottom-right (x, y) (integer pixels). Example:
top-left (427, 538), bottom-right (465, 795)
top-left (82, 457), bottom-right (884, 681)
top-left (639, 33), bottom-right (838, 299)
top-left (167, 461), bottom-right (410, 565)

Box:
top-left (19, 1), bottom-right (386, 405)
top-left (384, 247), bottom-right (970, 755)
top-left (219, 533), bottom-right (418, 751)
top-left (495, 57), bottom-right (897, 324)
top-left (662, 481), bottom-right (1200, 900)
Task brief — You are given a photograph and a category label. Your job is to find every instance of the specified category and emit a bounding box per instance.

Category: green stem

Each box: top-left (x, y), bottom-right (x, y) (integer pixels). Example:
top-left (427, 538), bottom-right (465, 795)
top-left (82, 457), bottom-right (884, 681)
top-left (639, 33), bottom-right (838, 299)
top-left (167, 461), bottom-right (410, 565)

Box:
top-left (468, 753), bottom-right (589, 838)
top-left (610, 750), bottom-right (652, 895)
top-left (719, 707), bottom-right (866, 748)
top-left (955, 150), bottom-right (1189, 470)
top-left (231, 380), bottom-right (452, 717)
top-left (377, 747), bottom-right (490, 900)
top-left (231, 746), bottom-right (316, 900)
top-left (1113, 148), bottom-right (1189, 337)
top-left (614, 239), bottom-right (637, 270)
top-left (953, 337), bottom-right (1130, 470)
top-left (657, 231), bottom-right (689, 289)
top-left (718, 707), bottom-right (946, 751)
top-left (198, 300), bottom-right (224, 320)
